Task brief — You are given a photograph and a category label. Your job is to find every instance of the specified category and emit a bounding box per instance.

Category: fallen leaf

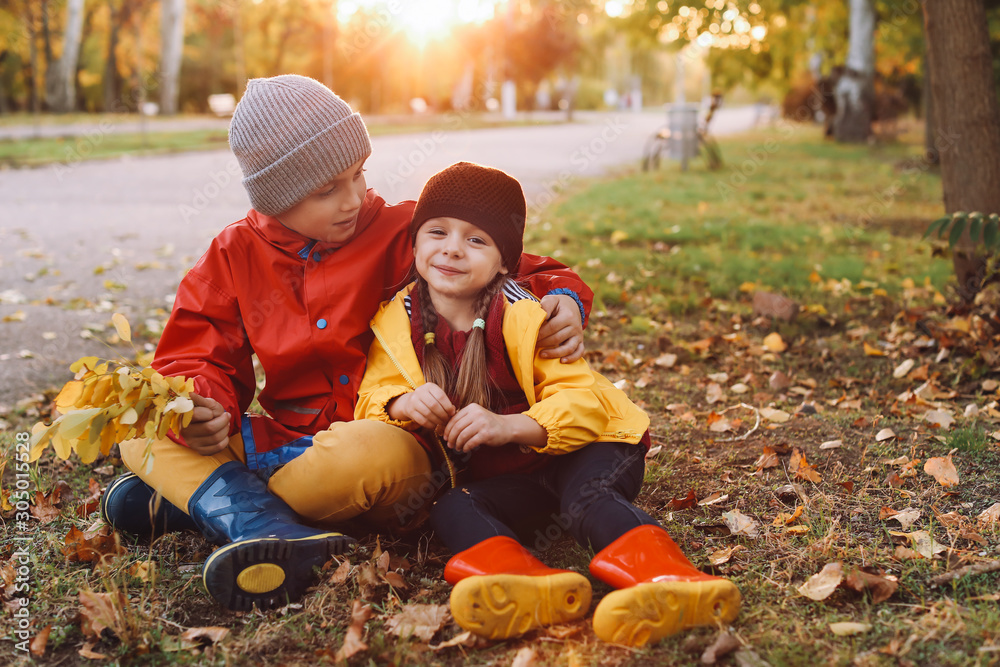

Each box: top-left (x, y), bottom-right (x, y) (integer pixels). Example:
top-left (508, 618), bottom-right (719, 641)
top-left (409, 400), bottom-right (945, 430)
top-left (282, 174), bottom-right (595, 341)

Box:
top-left (772, 506), bottom-right (805, 527)
top-left (667, 489), bottom-right (699, 511)
top-left (889, 508), bottom-right (922, 530)
top-left (708, 545), bottom-right (746, 566)
top-left (863, 342), bottom-right (885, 357)
top-left (977, 502), bottom-right (1000, 527)
top-left (543, 624), bottom-right (583, 639)
top-left (722, 510), bottom-right (760, 539)
top-left (64, 525), bottom-right (124, 563)
top-left (819, 439), bottom-right (843, 450)
top-left (892, 359), bottom-right (915, 379)
top-left (385, 603), bottom-right (450, 642)
top-left (893, 546), bottom-right (922, 560)
top-left (329, 560), bottom-right (351, 585)
top-left (180, 626), bottom-right (229, 644)
top-left (763, 332), bottom-right (787, 353)
top-left (753, 291), bottom-right (799, 321)
top-left (29, 626), bottom-right (51, 657)
top-left (924, 455), bottom-right (959, 487)
top-left (30, 491), bottom-right (61, 524)
top-left (754, 446), bottom-right (779, 471)
top-left (889, 530), bottom-right (948, 558)
top-left (790, 448), bottom-right (821, 483)
top-left (335, 600), bottom-right (372, 662)
top-left (875, 428), bottom-right (896, 442)
top-left (797, 562), bottom-right (844, 601)
top-left (78, 590), bottom-right (127, 639)
top-left (701, 630), bottom-right (742, 663)
top-left (708, 372), bottom-right (730, 383)
top-left (430, 630), bottom-right (481, 650)
top-left (769, 371), bottom-right (792, 390)
top-left (654, 352), bottom-right (677, 368)
top-left (759, 407), bottom-right (791, 423)
top-left (78, 642), bottom-right (108, 660)
top-left (843, 570), bottom-right (897, 604)
top-left (983, 379), bottom-right (999, 392)
top-left (923, 410), bottom-right (955, 430)
top-left (512, 646), bottom-right (537, 667)
top-left (698, 492), bottom-right (729, 506)
top-left (706, 383), bottom-right (724, 404)
top-left (829, 622), bottom-right (871, 636)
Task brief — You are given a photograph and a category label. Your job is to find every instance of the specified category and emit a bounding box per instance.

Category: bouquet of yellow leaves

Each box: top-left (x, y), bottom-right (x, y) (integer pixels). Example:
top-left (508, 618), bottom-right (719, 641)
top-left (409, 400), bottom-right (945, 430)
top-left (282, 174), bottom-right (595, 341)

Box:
top-left (30, 313), bottom-right (195, 465)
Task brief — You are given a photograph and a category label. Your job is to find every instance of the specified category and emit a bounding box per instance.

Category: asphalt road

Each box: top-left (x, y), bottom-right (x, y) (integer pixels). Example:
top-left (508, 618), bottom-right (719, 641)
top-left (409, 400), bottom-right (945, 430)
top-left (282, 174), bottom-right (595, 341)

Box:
top-left (0, 106), bottom-right (764, 407)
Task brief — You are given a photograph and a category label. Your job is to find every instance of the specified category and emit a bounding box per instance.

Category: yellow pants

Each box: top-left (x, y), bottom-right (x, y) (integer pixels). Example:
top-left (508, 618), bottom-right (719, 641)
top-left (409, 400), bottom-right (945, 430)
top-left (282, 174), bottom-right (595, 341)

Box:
top-left (118, 420), bottom-right (434, 528)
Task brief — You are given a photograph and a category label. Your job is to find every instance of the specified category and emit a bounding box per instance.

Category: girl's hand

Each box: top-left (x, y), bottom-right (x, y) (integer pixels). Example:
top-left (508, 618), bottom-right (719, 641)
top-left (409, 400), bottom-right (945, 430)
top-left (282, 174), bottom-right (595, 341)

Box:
top-left (538, 294), bottom-right (585, 363)
top-left (444, 405), bottom-right (547, 453)
top-left (388, 383), bottom-right (455, 430)
top-left (181, 393), bottom-right (231, 455)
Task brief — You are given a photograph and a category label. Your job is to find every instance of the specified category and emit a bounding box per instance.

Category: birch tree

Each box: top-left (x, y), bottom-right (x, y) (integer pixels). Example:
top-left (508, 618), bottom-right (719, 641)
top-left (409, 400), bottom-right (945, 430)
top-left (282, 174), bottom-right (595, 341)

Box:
top-left (44, 0), bottom-right (85, 112)
top-left (159, 0), bottom-right (185, 114)
top-left (833, 0), bottom-right (875, 142)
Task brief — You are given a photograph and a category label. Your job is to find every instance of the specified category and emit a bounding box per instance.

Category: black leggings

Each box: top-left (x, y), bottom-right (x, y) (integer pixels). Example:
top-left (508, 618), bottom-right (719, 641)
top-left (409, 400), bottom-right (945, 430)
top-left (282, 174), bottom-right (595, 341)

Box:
top-left (429, 441), bottom-right (659, 554)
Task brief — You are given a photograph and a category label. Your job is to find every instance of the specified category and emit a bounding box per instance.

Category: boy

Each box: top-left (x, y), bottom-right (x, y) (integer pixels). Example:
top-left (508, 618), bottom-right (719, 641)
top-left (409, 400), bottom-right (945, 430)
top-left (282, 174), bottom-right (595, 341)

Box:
top-left (100, 75), bottom-right (592, 612)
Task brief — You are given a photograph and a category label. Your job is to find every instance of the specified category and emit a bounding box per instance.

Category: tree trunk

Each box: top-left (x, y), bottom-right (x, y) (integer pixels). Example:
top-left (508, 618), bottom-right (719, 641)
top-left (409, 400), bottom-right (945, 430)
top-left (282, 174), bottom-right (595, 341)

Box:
top-left (922, 37), bottom-right (938, 165)
top-left (159, 0), bottom-right (186, 115)
top-left (232, 2), bottom-right (246, 94)
top-left (25, 4), bottom-right (41, 121)
top-left (833, 0), bottom-right (875, 143)
top-left (103, 1), bottom-right (120, 112)
top-left (922, 0), bottom-right (1000, 301)
top-left (44, 0), bottom-right (85, 112)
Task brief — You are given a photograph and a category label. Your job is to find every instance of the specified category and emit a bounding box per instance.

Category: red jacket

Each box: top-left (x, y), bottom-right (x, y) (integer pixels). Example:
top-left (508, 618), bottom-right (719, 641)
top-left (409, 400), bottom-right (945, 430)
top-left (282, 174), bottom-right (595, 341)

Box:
top-left (153, 189), bottom-right (592, 456)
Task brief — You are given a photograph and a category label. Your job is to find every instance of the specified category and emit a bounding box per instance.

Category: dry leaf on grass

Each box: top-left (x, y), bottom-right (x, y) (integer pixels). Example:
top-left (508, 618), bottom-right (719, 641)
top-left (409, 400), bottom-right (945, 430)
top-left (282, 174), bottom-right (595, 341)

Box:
top-left (923, 409), bottom-right (955, 430)
top-left (78, 642), bottom-right (108, 660)
top-left (78, 590), bottom-right (128, 639)
top-left (544, 624), bottom-right (583, 639)
top-left (329, 559), bottom-right (351, 585)
top-left (667, 489), bottom-right (699, 511)
top-left (892, 359), bottom-right (915, 379)
top-left (706, 383), bottom-right (724, 405)
top-left (772, 506), bottom-right (805, 527)
top-left (889, 530), bottom-right (948, 558)
top-left (863, 342), bottom-right (885, 357)
top-left (430, 630), bottom-right (481, 650)
top-left (843, 570), bottom-right (897, 603)
top-left (701, 630), bottom-right (742, 663)
top-left (875, 428), bottom-right (896, 442)
top-left (63, 525), bottom-right (124, 563)
top-left (30, 490), bottom-right (62, 524)
top-left (512, 646), bottom-right (537, 667)
top-left (698, 492), bottom-right (729, 506)
top-left (829, 622), bottom-right (871, 636)
top-left (180, 626), bottom-right (229, 645)
top-left (759, 407), bottom-right (791, 423)
top-left (385, 603), bottom-right (450, 642)
top-left (754, 446), bottom-right (779, 471)
top-left (763, 332), bottom-right (787, 353)
top-left (722, 510), bottom-right (760, 539)
top-left (29, 626), bottom-right (51, 657)
top-left (797, 562), bottom-right (844, 601)
top-left (335, 600), bottom-right (372, 662)
top-left (924, 455), bottom-right (959, 486)
top-left (708, 545), bottom-right (745, 566)
top-left (977, 502), bottom-right (1000, 527)
top-left (819, 439), bottom-right (843, 450)
top-left (790, 448), bottom-right (821, 483)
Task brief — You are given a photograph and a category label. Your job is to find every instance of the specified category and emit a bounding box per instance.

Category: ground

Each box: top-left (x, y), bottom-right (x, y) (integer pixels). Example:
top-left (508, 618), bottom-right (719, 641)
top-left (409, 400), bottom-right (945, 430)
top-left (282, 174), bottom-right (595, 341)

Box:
top-left (1, 123), bottom-right (998, 666)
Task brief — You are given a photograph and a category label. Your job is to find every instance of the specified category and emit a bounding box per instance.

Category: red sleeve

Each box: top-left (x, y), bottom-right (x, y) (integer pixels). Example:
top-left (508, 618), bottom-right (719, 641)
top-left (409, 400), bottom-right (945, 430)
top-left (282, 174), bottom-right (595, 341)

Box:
top-left (153, 269), bottom-right (255, 446)
top-left (516, 253), bottom-right (594, 325)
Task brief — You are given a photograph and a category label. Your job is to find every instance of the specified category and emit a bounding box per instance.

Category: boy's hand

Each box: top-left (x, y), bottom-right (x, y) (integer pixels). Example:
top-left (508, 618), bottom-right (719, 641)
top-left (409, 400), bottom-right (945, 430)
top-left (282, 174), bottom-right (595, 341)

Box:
top-left (444, 405), bottom-right (547, 454)
top-left (388, 383), bottom-right (455, 430)
top-left (181, 394), bottom-right (231, 455)
top-left (538, 294), bottom-right (585, 363)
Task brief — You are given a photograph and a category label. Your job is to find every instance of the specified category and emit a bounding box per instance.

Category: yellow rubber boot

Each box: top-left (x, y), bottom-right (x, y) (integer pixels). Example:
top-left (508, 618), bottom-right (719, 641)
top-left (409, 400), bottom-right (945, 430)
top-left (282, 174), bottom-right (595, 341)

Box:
top-left (590, 525), bottom-right (741, 647)
top-left (445, 536), bottom-right (592, 640)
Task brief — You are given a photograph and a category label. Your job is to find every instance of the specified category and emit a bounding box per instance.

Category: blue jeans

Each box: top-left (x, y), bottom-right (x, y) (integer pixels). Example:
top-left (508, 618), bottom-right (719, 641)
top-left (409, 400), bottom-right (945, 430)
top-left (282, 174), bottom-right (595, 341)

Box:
top-left (429, 441), bottom-right (659, 554)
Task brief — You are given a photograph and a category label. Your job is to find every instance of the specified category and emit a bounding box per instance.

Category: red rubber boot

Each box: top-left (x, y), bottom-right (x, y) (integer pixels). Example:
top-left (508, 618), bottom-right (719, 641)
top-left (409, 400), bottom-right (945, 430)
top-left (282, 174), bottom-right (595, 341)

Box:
top-left (445, 536), bottom-right (592, 639)
top-left (589, 525), bottom-right (741, 647)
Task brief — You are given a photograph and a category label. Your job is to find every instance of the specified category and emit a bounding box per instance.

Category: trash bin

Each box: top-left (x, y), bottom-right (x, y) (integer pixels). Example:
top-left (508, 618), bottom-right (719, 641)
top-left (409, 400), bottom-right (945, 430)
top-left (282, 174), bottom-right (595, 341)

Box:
top-left (667, 103), bottom-right (699, 171)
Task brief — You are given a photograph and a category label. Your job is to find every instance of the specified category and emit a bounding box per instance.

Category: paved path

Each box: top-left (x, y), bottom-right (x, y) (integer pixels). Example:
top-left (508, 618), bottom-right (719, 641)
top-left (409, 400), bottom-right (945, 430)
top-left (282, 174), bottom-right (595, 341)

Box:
top-left (0, 107), bottom-right (762, 406)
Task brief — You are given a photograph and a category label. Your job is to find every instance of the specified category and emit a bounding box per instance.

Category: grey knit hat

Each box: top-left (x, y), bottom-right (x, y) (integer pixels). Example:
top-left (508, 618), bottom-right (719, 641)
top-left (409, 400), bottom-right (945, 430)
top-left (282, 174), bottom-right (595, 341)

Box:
top-left (229, 74), bottom-right (372, 216)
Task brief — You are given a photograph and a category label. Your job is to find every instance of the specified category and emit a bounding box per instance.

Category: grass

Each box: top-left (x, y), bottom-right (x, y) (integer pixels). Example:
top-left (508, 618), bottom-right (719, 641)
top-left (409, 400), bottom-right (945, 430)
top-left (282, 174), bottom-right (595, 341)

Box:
top-left (0, 113), bottom-right (566, 168)
top-left (2, 122), bottom-right (998, 665)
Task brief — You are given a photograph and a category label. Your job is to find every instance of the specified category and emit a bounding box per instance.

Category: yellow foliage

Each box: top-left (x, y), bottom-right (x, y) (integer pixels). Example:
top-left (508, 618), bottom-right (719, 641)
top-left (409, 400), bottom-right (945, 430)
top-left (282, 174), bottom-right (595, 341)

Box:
top-left (30, 314), bottom-right (195, 464)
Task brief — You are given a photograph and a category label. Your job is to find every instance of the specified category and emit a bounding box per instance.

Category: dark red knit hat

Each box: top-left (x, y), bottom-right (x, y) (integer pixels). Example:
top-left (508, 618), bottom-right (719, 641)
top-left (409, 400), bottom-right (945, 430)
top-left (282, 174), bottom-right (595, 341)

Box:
top-left (410, 162), bottom-right (525, 272)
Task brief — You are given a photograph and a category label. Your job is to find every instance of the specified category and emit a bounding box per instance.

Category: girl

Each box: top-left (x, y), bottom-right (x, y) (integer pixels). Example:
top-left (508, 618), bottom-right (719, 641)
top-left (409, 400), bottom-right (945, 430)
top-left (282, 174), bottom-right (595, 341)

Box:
top-left (356, 162), bottom-right (740, 647)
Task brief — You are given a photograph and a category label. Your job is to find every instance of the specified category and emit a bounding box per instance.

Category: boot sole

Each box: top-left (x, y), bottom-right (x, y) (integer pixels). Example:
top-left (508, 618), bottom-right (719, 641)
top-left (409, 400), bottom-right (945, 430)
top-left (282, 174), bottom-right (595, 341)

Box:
top-left (450, 572), bottom-right (592, 640)
top-left (593, 579), bottom-right (741, 647)
top-left (203, 533), bottom-right (354, 611)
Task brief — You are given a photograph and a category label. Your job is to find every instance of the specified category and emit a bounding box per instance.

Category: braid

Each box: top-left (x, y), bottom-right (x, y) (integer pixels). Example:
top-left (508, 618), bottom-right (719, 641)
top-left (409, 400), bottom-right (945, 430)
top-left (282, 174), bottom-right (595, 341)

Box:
top-left (416, 277), bottom-right (454, 396)
top-left (452, 274), bottom-right (507, 411)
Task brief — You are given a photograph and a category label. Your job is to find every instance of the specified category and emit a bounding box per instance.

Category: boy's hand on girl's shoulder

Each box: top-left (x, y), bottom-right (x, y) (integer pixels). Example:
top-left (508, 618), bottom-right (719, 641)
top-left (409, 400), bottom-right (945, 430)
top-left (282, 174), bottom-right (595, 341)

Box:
top-left (181, 393), bottom-right (232, 455)
top-left (538, 294), bottom-right (585, 364)
top-left (388, 383), bottom-right (455, 430)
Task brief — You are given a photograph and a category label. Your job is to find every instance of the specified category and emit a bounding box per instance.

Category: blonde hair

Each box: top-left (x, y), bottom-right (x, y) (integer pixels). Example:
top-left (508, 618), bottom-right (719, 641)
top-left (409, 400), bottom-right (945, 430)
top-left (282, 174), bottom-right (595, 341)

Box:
top-left (417, 274), bottom-right (508, 411)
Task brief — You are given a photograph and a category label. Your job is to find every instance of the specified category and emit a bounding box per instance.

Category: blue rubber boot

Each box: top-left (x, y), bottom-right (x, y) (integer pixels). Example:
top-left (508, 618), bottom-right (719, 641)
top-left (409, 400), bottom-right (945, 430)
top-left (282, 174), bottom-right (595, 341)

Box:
top-left (189, 461), bottom-right (355, 611)
top-left (99, 472), bottom-right (198, 538)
